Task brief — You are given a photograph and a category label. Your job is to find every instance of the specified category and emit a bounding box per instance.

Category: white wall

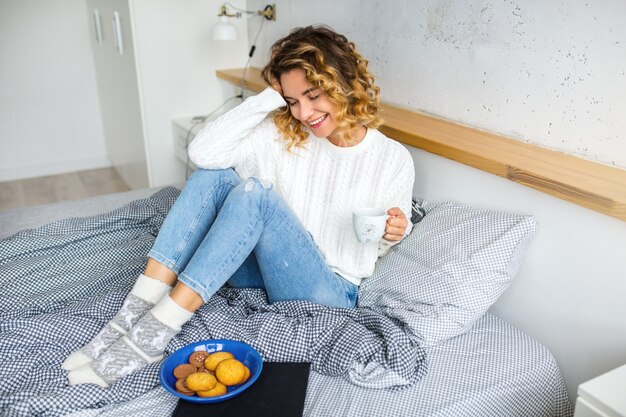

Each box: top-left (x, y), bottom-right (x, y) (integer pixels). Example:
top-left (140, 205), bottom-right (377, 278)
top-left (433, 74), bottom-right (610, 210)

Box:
top-left (247, 0), bottom-right (626, 170)
top-left (245, 0), bottom-right (626, 401)
top-left (0, 0), bottom-right (109, 182)
top-left (129, 0), bottom-right (250, 187)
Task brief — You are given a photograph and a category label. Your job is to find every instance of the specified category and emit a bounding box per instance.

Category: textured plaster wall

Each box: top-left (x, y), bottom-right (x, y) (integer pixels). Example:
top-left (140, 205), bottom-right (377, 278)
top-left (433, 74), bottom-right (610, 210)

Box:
top-left (247, 0), bottom-right (626, 168)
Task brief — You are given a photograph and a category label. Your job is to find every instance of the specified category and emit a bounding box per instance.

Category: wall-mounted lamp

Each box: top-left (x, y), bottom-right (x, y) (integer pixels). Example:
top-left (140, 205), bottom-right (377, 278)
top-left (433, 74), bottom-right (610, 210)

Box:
top-left (211, 3), bottom-right (276, 41)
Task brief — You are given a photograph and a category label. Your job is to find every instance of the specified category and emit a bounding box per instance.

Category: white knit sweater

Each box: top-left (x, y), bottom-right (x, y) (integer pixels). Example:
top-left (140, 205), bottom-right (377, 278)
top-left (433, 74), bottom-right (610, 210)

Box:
top-left (188, 88), bottom-right (414, 285)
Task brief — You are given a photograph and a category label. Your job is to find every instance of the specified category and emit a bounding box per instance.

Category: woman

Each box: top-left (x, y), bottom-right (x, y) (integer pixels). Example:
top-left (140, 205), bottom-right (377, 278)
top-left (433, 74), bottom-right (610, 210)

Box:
top-left (64, 25), bottom-right (414, 387)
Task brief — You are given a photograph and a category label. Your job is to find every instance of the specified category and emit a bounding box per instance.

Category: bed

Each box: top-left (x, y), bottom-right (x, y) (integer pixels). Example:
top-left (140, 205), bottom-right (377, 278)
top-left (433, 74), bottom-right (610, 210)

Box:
top-left (0, 185), bottom-right (573, 417)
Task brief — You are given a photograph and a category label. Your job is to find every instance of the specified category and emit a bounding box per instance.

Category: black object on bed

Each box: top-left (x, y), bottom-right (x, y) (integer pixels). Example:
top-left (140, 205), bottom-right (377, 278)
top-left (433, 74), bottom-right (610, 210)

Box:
top-left (173, 362), bottom-right (310, 417)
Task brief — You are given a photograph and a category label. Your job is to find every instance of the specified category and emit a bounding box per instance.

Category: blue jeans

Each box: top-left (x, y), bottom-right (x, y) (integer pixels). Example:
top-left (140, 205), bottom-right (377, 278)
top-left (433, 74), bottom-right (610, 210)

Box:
top-left (147, 169), bottom-right (357, 308)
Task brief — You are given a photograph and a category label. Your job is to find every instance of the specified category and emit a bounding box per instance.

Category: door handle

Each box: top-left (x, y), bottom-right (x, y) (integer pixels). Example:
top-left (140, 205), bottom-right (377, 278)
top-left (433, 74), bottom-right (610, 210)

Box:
top-left (112, 11), bottom-right (124, 55)
top-left (92, 9), bottom-right (103, 44)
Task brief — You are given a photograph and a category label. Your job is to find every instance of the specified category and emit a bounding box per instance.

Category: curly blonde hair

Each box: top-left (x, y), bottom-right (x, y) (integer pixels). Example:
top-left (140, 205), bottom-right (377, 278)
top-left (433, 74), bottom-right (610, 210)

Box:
top-left (262, 26), bottom-right (382, 149)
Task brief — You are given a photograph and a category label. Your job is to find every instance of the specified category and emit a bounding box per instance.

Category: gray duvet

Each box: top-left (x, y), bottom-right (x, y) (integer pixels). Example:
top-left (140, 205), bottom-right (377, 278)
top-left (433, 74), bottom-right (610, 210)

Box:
top-left (0, 187), bottom-right (427, 416)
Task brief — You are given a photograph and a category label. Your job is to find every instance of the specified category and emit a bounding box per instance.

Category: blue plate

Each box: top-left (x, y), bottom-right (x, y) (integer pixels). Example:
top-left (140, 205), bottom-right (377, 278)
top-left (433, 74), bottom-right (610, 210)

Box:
top-left (159, 339), bottom-right (263, 403)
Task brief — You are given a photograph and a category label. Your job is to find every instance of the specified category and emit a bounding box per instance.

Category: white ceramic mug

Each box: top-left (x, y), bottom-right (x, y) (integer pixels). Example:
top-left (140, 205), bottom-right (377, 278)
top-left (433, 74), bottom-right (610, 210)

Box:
top-left (352, 207), bottom-right (387, 243)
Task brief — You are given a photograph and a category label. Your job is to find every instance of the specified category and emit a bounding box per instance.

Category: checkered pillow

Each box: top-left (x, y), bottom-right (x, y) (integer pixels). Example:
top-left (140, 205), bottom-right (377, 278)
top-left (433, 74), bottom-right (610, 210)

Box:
top-left (358, 199), bottom-right (538, 346)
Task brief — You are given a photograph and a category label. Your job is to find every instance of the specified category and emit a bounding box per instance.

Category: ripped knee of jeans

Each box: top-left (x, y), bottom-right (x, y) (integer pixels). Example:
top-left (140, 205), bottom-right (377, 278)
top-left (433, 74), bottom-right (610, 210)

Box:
top-left (244, 178), bottom-right (272, 192)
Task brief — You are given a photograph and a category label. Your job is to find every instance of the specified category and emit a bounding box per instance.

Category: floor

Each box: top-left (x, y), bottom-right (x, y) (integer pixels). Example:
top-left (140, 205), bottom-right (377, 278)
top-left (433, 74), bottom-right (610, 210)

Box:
top-left (0, 168), bottom-right (130, 212)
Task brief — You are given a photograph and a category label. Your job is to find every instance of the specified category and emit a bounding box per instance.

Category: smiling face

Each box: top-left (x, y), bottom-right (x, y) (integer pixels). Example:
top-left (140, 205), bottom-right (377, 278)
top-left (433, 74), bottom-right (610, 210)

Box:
top-left (279, 68), bottom-right (341, 143)
top-left (262, 26), bottom-right (381, 150)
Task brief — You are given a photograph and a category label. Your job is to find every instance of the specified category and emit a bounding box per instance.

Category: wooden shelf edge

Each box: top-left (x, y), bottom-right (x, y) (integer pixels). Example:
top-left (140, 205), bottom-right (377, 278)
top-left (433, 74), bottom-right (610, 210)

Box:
top-left (216, 68), bottom-right (626, 222)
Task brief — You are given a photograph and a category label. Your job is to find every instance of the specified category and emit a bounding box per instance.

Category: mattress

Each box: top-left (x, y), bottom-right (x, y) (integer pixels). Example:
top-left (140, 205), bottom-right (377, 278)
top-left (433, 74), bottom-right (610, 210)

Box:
top-left (61, 311), bottom-right (572, 417)
top-left (0, 187), bottom-right (573, 417)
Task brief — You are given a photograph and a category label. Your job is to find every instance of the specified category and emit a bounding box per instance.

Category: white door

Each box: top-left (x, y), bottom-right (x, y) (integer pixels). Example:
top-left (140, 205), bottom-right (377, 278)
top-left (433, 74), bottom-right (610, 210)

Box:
top-left (86, 0), bottom-right (149, 189)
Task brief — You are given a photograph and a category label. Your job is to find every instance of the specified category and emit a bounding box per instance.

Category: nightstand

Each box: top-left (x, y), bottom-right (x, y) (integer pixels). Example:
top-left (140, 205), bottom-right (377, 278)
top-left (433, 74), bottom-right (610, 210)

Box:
top-left (171, 116), bottom-right (205, 170)
top-left (574, 364), bottom-right (626, 417)
top-left (172, 112), bottom-right (229, 171)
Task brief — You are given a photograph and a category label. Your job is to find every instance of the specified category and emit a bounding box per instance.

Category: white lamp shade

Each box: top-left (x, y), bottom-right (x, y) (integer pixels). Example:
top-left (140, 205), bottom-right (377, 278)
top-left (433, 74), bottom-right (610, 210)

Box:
top-left (212, 16), bottom-right (238, 41)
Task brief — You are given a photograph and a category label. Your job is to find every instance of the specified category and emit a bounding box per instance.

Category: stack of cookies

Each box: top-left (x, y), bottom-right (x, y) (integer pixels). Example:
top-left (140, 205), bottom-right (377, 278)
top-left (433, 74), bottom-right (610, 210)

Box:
top-left (173, 350), bottom-right (250, 397)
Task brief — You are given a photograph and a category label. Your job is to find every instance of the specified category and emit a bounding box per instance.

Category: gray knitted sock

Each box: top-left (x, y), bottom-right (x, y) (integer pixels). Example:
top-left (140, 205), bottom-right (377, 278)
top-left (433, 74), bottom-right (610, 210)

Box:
top-left (62, 274), bottom-right (171, 371)
top-left (67, 295), bottom-right (193, 387)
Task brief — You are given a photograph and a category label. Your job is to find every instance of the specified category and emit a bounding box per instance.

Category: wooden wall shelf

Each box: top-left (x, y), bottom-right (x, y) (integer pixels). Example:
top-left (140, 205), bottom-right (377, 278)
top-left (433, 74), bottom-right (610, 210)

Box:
top-left (217, 67), bottom-right (626, 222)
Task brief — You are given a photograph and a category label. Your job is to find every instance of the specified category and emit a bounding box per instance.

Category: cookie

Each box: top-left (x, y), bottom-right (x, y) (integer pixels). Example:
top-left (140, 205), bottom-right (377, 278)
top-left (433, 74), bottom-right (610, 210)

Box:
top-left (204, 351), bottom-right (234, 371)
top-left (175, 378), bottom-right (195, 395)
top-left (188, 351), bottom-right (210, 367)
top-left (197, 365), bottom-right (213, 374)
top-left (197, 382), bottom-right (227, 398)
top-left (215, 358), bottom-right (246, 386)
top-left (173, 363), bottom-right (197, 379)
top-left (186, 372), bottom-right (218, 391)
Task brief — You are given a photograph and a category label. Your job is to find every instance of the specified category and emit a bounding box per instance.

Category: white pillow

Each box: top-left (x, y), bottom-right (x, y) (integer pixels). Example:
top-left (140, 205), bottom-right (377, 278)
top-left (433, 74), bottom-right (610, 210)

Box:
top-left (358, 200), bottom-right (537, 346)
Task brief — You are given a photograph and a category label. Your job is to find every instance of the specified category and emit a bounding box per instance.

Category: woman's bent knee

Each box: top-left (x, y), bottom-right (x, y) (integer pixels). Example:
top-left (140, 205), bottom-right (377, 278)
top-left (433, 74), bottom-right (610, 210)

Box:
top-left (230, 178), bottom-right (281, 215)
top-left (188, 168), bottom-right (240, 188)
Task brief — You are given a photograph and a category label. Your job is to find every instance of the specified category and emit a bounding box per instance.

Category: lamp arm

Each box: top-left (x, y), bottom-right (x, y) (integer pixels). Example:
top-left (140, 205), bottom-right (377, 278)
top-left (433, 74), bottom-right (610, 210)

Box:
top-left (217, 4), bottom-right (240, 18)
top-left (218, 3), bottom-right (276, 21)
top-left (221, 2), bottom-right (254, 16)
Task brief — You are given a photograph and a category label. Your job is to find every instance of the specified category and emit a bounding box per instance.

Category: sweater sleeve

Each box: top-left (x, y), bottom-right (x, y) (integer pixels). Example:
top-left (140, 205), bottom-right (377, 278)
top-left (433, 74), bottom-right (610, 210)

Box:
top-left (378, 147), bottom-right (415, 257)
top-left (188, 88), bottom-right (287, 172)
